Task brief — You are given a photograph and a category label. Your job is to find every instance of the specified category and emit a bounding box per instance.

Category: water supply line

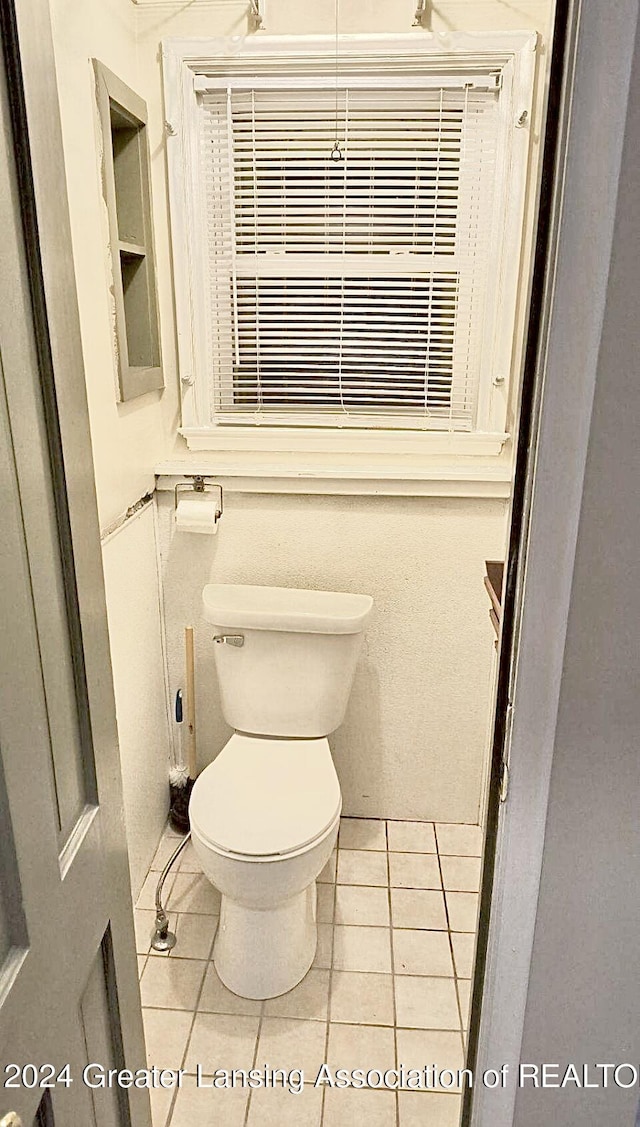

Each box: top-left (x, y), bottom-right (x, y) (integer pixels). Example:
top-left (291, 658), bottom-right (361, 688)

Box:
top-left (151, 832), bottom-right (191, 952)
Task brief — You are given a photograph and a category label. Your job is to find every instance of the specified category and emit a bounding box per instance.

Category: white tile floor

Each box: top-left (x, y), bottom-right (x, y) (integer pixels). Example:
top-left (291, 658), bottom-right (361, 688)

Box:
top-left (136, 818), bottom-right (482, 1127)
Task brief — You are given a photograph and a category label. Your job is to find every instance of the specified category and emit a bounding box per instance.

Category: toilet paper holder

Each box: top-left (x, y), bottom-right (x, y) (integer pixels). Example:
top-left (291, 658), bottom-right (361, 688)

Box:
top-left (174, 475), bottom-right (223, 524)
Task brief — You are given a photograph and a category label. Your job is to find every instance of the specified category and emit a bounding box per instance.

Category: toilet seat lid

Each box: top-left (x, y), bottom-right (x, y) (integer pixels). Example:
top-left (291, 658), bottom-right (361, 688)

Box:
top-left (189, 734), bottom-right (341, 858)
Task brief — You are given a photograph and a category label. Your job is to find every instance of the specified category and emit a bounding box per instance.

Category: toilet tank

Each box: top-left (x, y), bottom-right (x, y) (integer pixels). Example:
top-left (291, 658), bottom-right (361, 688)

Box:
top-left (202, 584), bottom-right (374, 737)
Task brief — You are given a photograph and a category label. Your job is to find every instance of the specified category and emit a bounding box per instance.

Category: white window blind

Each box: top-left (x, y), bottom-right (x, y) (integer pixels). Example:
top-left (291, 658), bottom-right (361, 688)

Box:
top-left (199, 78), bottom-right (501, 430)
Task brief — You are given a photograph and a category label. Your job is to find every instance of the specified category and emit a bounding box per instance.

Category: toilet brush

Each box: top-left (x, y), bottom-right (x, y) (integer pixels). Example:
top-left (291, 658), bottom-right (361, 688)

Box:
top-left (168, 626), bottom-right (198, 832)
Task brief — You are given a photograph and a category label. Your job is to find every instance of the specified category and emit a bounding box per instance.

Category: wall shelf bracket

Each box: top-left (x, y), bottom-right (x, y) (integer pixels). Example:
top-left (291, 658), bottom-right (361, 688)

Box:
top-left (248, 0), bottom-right (265, 33)
top-left (413, 0), bottom-right (432, 30)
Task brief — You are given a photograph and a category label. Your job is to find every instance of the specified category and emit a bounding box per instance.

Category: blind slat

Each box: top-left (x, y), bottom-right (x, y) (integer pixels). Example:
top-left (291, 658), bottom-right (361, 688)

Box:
top-left (199, 81), bottom-right (499, 428)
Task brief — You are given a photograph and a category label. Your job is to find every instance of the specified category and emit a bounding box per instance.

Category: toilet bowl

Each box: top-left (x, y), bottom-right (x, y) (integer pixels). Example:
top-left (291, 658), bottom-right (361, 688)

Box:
top-left (189, 583), bottom-right (373, 999)
top-left (190, 734), bottom-right (341, 998)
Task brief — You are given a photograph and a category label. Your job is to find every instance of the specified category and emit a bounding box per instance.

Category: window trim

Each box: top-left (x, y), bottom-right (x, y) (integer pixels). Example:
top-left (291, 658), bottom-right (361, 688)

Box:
top-left (163, 31), bottom-right (537, 465)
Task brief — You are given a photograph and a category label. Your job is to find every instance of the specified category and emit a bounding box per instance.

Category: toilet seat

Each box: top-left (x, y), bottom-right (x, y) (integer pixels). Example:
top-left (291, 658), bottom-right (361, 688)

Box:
top-left (189, 733), bottom-right (341, 860)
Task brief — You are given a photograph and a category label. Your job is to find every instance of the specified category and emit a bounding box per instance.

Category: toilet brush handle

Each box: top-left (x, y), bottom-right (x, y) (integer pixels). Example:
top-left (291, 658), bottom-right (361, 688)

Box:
top-left (185, 626), bottom-right (197, 782)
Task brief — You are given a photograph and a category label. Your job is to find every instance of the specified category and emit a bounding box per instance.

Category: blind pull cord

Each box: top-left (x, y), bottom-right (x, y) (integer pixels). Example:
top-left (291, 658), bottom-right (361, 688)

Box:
top-left (226, 87), bottom-right (240, 368)
top-left (331, 0), bottom-right (343, 161)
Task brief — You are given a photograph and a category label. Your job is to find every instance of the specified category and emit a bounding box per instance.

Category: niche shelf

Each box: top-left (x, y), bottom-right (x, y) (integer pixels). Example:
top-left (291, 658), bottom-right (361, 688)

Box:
top-left (93, 61), bottom-right (163, 401)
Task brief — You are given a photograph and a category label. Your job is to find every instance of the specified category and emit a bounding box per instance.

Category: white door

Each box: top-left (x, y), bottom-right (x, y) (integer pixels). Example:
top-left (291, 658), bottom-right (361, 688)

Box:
top-left (0, 11), bottom-right (150, 1126)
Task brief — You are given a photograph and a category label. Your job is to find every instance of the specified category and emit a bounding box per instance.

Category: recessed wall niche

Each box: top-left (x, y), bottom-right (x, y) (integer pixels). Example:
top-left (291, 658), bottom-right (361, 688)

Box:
top-left (93, 60), bottom-right (163, 401)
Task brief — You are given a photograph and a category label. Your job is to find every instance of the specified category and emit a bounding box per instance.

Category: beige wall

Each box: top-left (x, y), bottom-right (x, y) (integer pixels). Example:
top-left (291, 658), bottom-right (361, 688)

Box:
top-left (141, 0), bottom-right (551, 821)
top-left (49, 0), bottom-right (175, 888)
top-left (102, 505), bottom-right (170, 897)
top-left (49, 0), bottom-right (554, 840)
top-left (157, 490), bottom-right (507, 822)
top-left (49, 0), bottom-right (178, 530)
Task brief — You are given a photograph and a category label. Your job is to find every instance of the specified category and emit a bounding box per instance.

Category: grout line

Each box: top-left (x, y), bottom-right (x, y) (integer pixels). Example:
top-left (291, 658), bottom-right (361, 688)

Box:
top-left (434, 824), bottom-right (467, 1057)
top-left (382, 821), bottom-right (400, 1127)
top-left (153, 875), bottom-right (217, 1127)
top-left (319, 828), bottom-right (339, 1126)
top-left (243, 998), bottom-right (265, 1126)
top-left (139, 821), bottom-right (480, 1126)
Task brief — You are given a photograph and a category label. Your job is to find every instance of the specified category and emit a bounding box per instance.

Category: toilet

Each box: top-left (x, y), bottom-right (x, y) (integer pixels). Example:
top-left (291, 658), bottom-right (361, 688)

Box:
top-left (189, 583), bottom-right (373, 999)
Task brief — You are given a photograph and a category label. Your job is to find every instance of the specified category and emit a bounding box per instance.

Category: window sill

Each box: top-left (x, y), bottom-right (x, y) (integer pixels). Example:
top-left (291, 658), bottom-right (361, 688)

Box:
top-left (156, 438), bottom-right (514, 499)
top-left (180, 425), bottom-right (508, 458)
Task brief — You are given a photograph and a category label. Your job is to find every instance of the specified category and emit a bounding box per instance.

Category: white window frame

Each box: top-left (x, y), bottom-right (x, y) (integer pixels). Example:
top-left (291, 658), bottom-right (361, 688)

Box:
top-left (163, 32), bottom-right (537, 465)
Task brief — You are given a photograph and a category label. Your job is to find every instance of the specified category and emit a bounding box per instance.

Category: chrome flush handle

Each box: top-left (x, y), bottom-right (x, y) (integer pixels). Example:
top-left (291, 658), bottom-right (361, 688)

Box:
top-left (213, 635), bottom-right (244, 647)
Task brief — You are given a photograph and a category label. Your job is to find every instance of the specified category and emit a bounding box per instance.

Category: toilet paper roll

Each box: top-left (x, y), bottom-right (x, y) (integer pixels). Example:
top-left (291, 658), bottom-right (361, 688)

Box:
top-left (175, 497), bottom-right (219, 534)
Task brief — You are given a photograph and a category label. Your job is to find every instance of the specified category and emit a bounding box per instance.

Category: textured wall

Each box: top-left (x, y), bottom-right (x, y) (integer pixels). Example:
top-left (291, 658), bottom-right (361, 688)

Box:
top-left (48, 0), bottom-right (174, 891)
top-left (49, 0), bottom-right (177, 530)
top-left (48, 0), bottom-right (552, 866)
top-left (157, 490), bottom-right (507, 823)
top-left (102, 505), bottom-right (170, 898)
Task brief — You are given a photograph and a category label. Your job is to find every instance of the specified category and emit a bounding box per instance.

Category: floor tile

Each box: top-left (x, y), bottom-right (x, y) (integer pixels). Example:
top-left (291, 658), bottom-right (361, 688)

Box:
top-left (178, 840), bottom-right (203, 873)
top-left (334, 885), bottom-right (390, 927)
top-left (395, 975), bottom-right (460, 1030)
top-left (132, 816), bottom-right (482, 1127)
top-left (318, 850), bottom-right (337, 883)
top-left (163, 823), bottom-right (187, 841)
top-left (398, 1091), bottom-right (462, 1127)
top-left (440, 856), bottom-right (481, 893)
top-left (337, 849), bottom-right (388, 887)
top-left (198, 963), bottom-right (263, 1015)
top-left (142, 1007), bottom-right (193, 1071)
top-left (391, 888), bottom-right (447, 931)
top-left (389, 852), bottom-right (441, 890)
top-left (317, 883), bottom-right (336, 923)
top-left (184, 1012), bottom-right (260, 1074)
top-left (246, 1083), bottom-right (322, 1125)
top-left (138, 955), bottom-right (147, 979)
top-left (393, 929), bottom-right (454, 977)
top-left (330, 971), bottom-right (394, 1026)
top-left (445, 892), bottom-right (479, 933)
top-left (451, 932), bottom-right (475, 979)
top-left (168, 872), bottom-right (221, 915)
top-left (457, 979), bottom-right (472, 1028)
top-left (169, 1074), bottom-right (248, 1126)
top-left (323, 1087), bottom-right (397, 1125)
top-left (256, 1016), bottom-right (327, 1076)
top-left (140, 957), bottom-right (206, 1011)
top-left (137, 869), bottom-right (175, 911)
top-left (435, 823), bottom-right (483, 857)
top-left (313, 923), bottom-right (333, 968)
top-left (387, 820), bottom-right (436, 854)
top-left (326, 1022), bottom-right (396, 1073)
top-left (333, 925), bottom-right (392, 973)
top-left (150, 1084), bottom-right (174, 1127)
top-left (339, 818), bottom-right (387, 851)
top-left (134, 909), bottom-right (157, 955)
top-left (264, 968), bottom-right (330, 1021)
top-left (151, 835), bottom-right (184, 872)
top-left (169, 913), bottom-right (216, 961)
top-left (396, 1028), bottom-right (465, 1089)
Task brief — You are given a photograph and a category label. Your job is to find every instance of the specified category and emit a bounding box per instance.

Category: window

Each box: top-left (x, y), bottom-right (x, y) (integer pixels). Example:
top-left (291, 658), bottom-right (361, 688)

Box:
top-left (164, 34), bottom-right (536, 455)
top-left (94, 61), bottom-right (163, 401)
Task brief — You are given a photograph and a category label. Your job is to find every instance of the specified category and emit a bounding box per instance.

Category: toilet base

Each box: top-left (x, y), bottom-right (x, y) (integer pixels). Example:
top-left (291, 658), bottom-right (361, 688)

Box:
top-left (213, 882), bottom-right (317, 999)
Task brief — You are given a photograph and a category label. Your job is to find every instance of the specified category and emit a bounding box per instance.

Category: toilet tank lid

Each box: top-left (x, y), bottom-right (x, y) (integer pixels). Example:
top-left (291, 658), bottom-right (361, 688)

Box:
top-left (202, 584), bottom-right (373, 634)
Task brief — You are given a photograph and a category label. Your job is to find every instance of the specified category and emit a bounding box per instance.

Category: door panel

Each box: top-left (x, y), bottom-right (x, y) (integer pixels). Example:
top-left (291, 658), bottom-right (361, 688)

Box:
top-left (81, 932), bottom-right (132, 1127)
top-left (0, 2), bottom-right (150, 1123)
